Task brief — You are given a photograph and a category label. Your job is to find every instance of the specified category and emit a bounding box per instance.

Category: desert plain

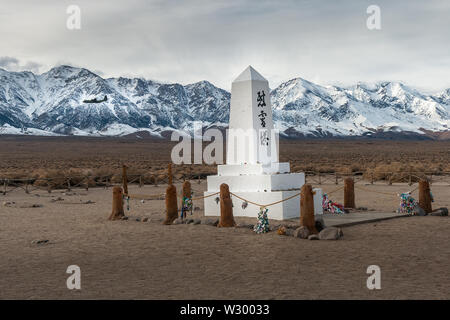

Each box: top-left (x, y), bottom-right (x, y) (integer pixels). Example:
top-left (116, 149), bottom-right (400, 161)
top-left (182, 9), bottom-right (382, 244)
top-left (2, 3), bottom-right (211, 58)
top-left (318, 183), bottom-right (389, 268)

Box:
top-left (0, 136), bottom-right (449, 299)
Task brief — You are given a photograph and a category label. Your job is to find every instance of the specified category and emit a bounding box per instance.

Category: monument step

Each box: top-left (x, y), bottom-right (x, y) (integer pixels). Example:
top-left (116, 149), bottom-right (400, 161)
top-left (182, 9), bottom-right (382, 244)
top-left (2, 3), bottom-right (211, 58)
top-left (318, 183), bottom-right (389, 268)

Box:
top-left (207, 172), bottom-right (305, 192)
top-left (217, 162), bottom-right (290, 176)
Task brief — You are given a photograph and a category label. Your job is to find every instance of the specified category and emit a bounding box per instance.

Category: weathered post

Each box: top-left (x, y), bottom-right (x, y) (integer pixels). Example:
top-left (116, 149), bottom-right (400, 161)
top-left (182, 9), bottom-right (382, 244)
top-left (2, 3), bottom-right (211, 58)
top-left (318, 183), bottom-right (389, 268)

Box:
top-left (163, 185), bottom-right (178, 224)
top-left (163, 163), bottom-right (178, 224)
top-left (3, 179), bottom-right (6, 195)
top-left (344, 177), bottom-right (355, 209)
top-left (25, 179), bottom-right (29, 194)
top-left (300, 184), bottom-right (317, 234)
top-left (418, 179), bottom-right (432, 214)
top-left (139, 175), bottom-right (143, 188)
top-left (109, 186), bottom-right (125, 220)
top-left (122, 164), bottom-right (128, 196)
top-left (218, 183), bottom-right (235, 227)
top-left (181, 181), bottom-right (191, 202)
top-left (67, 178), bottom-right (71, 191)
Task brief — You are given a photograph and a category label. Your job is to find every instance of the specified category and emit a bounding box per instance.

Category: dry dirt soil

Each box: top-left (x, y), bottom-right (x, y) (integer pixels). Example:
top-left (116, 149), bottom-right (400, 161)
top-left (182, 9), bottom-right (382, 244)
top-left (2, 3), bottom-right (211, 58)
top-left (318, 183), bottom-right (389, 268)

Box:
top-left (0, 136), bottom-right (449, 299)
top-left (0, 182), bottom-right (449, 300)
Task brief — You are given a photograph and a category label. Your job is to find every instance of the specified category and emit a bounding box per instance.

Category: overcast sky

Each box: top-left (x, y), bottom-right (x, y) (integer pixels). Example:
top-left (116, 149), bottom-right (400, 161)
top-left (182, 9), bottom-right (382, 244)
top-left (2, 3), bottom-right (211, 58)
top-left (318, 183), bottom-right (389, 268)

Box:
top-left (0, 0), bottom-right (449, 92)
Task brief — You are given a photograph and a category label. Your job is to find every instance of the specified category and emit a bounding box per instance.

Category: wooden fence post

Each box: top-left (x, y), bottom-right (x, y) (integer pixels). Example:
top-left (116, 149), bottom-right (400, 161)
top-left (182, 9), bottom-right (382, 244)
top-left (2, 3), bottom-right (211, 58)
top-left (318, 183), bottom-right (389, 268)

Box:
top-left (122, 164), bottom-right (128, 196)
top-left (67, 178), bottom-right (71, 191)
top-left (3, 179), bottom-right (6, 195)
top-left (182, 181), bottom-right (191, 201)
top-left (109, 186), bottom-right (124, 220)
top-left (163, 163), bottom-right (178, 225)
top-left (85, 177), bottom-right (89, 191)
top-left (300, 184), bottom-right (317, 234)
top-left (163, 184), bottom-right (178, 225)
top-left (25, 179), bottom-right (29, 194)
top-left (344, 177), bottom-right (355, 209)
top-left (418, 179), bottom-right (432, 214)
top-left (139, 176), bottom-right (143, 188)
top-left (218, 183), bottom-right (235, 227)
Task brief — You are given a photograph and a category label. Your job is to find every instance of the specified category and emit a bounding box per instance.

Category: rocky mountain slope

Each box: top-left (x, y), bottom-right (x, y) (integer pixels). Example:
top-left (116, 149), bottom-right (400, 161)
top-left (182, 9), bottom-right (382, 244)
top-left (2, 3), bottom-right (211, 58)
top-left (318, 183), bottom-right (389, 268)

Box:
top-left (0, 65), bottom-right (449, 139)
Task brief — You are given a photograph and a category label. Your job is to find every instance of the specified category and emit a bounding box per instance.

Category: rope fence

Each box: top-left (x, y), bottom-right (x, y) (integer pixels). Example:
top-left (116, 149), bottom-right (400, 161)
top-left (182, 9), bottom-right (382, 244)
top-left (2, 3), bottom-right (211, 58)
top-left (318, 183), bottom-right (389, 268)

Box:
top-left (230, 191), bottom-right (302, 209)
top-left (1, 167), bottom-right (449, 196)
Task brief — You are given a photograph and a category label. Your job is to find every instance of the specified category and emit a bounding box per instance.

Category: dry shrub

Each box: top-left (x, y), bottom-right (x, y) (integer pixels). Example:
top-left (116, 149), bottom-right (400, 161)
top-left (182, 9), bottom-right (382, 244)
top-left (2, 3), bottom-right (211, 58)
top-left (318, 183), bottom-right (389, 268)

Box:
top-left (141, 173), bottom-right (156, 184)
top-left (110, 174), bottom-right (122, 184)
top-left (91, 167), bottom-right (118, 178)
top-left (30, 168), bottom-right (115, 189)
top-left (65, 168), bottom-right (91, 187)
top-left (31, 169), bottom-right (66, 188)
top-left (363, 162), bottom-right (430, 182)
top-left (156, 174), bottom-right (167, 183)
top-left (1, 171), bottom-right (29, 180)
top-left (335, 166), bottom-right (353, 175)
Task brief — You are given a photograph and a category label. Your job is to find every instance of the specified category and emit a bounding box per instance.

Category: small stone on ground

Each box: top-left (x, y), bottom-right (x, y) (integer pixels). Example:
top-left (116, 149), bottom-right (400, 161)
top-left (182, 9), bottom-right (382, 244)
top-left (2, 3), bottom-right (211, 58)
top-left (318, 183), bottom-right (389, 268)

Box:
top-left (294, 226), bottom-right (310, 239)
top-left (319, 227), bottom-right (343, 240)
top-left (308, 234), bottom-right (319, 240)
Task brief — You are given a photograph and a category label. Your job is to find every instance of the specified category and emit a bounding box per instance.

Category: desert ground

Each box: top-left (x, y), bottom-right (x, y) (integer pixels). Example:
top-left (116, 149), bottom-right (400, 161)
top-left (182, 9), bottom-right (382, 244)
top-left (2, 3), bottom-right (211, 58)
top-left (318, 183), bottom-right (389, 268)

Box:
top-left (0, 135), bottom-right (449, 181)
top-left (0, 136), bottom-right (449, 299)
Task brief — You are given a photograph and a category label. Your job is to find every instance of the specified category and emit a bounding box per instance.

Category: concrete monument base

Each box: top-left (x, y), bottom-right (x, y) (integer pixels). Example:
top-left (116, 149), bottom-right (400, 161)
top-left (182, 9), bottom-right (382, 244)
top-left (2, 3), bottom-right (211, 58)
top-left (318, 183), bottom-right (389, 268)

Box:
top-left (204, 188), bottom-right (323, 220)
top-left (204, 163), bottom-right (323, 220)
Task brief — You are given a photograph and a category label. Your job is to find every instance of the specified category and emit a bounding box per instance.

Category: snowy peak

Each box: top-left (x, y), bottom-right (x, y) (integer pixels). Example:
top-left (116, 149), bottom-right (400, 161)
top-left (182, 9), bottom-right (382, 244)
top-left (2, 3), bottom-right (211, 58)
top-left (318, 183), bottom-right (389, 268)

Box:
top-left (0, 66), bottom-right (449, 138)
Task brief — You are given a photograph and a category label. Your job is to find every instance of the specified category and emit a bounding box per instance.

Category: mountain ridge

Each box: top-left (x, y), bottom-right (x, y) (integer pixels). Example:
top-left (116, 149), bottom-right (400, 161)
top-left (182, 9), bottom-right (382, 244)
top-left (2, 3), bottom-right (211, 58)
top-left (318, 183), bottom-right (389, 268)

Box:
top-left (0, 65), bottom-right (449, 139)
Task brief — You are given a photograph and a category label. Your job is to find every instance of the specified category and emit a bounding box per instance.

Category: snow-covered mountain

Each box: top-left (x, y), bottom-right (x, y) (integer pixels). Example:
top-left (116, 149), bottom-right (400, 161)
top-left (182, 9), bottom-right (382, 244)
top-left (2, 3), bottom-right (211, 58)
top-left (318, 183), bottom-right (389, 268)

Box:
top-left (0, 65), bottom-right (449, 138)
top-left (272, 78), bottom-right (449, 137)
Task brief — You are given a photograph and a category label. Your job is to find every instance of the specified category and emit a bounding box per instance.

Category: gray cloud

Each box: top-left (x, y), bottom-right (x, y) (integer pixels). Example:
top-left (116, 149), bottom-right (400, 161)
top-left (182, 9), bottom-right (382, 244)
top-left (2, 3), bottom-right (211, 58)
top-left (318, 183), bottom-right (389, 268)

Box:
top-left (0, 56), bottom-right (20, 69)
top-left (0, 0), bottom-right (449, 92)
top-left (0, 56), bottom-right (42, 73)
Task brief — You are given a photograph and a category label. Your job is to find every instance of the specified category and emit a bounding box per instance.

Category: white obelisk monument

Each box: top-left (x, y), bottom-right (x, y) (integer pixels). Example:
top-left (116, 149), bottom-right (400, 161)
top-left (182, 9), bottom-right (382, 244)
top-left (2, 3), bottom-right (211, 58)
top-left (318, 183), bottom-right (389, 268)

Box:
top-left (204, 66), bottom-right (322, 220)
